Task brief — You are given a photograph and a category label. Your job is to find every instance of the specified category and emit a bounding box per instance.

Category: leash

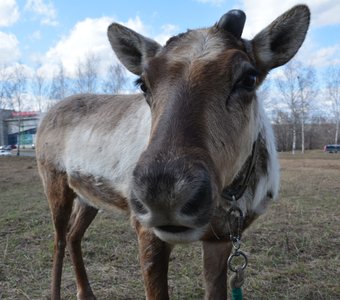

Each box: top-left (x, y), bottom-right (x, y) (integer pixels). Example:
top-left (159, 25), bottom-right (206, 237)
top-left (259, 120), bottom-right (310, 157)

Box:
top-left (221, 136), bottom-right (261, 299)
top-left (227, 201), bottom-right (247, 300)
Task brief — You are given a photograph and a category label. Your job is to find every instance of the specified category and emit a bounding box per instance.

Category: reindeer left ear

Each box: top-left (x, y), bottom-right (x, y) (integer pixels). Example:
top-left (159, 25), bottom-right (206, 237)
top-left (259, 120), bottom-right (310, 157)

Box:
top-left (108, 23), bottom-right (161, 75)
top-left (251, 5), bottom-right (310, 71)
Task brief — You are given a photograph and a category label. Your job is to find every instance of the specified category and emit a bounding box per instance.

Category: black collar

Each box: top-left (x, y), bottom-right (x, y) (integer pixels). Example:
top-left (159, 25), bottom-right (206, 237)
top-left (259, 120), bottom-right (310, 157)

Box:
top-left (221, 135), bottom-right (260, 202)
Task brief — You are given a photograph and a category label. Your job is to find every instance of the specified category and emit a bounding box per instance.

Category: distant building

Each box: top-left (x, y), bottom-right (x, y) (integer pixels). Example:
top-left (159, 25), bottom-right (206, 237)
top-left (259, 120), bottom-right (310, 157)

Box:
top-left (0, 109), bottom-right (15, 146)
top-left (0, 109), bottom-right (40, 146)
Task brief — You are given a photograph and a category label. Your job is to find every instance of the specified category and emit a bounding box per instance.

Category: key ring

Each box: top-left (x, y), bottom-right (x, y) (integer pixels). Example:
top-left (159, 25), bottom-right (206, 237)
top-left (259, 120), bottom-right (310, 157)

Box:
top-left (227, 250), bottom-right (248, 273)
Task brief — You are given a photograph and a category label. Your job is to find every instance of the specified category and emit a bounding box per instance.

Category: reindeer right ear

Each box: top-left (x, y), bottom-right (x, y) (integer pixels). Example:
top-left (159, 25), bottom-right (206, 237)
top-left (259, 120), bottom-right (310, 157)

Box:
top-left (251, 5), bottom-right (310, 72)
top-left (108, 23), bottom-right (161, 75)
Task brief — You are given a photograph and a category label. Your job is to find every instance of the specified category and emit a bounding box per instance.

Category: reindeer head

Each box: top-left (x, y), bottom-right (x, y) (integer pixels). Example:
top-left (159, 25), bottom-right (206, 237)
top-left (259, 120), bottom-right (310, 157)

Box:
top-left (108, 5), bottom-right (310, 243)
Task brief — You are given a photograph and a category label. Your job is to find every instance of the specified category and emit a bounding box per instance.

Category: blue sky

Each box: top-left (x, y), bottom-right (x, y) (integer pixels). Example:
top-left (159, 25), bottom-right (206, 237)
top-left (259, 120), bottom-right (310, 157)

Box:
top-left (0, 0), bottom-right (339, 80)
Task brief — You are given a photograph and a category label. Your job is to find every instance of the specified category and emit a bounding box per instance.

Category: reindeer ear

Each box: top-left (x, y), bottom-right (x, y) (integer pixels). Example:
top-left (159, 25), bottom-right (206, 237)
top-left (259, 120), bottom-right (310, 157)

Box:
top-left (108, 23), bottom-right (161, 75)
top-left (251, 5), bottom-right (310, 71)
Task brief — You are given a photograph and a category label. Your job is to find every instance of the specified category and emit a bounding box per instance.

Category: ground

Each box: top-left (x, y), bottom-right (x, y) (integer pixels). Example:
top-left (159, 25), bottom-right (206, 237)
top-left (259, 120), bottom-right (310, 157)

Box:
top-left (0, 151), bottom-right (339, 299)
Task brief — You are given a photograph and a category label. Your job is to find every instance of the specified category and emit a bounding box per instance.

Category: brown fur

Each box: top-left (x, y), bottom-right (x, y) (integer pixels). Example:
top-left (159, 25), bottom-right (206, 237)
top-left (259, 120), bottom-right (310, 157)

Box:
top-left (133, 219), bottom-right (173, 300)
top-left (202, 241), bottom-right (233, 300)
top-left (37, 163), bottom-right (76, 299)
top-left (69, 172), bottom-right (129, 211)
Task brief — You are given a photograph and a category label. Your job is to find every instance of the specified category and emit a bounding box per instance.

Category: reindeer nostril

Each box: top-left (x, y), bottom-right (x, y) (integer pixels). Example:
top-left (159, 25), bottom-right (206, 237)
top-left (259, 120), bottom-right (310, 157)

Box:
top-left (180, 183), bottom-right (211, 216)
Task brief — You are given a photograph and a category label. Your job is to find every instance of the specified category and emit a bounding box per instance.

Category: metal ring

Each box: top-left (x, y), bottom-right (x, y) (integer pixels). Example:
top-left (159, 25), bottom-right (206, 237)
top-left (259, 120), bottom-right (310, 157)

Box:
top-left (227, 250), bottom-right (248, 273)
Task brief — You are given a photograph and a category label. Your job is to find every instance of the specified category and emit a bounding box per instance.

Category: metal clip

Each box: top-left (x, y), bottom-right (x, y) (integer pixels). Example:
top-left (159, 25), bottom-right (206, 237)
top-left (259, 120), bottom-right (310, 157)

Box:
top-left (226, 197), bottom-right (248, 273)
top-left (227, 200), bottom-right (244, 243)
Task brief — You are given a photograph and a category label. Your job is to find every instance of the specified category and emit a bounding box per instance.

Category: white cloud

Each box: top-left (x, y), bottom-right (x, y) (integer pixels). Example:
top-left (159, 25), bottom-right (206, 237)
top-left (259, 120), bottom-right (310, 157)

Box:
top-left (239, 0), bottom-right (340, 38)
top-left (28, 30), bottom-right (42, 41)
top-left (25, 0), bottom-right (58, 26)
top-left (0, 32), bottom-right (21, 65)
top-left (122, 16), bottom-right (148, 35)
top-left (38, 15), bottom-right (180, 79)
top-left (120, 17), bottom-right (179, 45)
top-left (154, 24), bottom-right (179, 45)
top-left (4, 62), bottom-right (34, 78)
top-left (195, 0), bottom-right (227, 6)
top-left (308, 44), bottom-right (340, 67)
top-left (0, 0), bottom-right (20, 27)
top-left (39, 16), bottom-right (115, 78)
top-left (310, 0), bottom-right (340, 27)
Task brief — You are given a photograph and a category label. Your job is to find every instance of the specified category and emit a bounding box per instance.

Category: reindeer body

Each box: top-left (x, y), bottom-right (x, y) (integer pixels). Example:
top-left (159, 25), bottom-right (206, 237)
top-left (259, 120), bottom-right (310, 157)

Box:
top-left (38, 95), bottom-right (149, 210)
top-left (37, 5), bottom-right (310, 300)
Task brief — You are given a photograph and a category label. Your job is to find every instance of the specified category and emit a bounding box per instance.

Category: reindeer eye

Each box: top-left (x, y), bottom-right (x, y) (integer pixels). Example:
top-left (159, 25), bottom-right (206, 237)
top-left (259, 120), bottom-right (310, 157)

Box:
top-left (237, 71), bottom-right (258, 91)
top-left (135, 78), bottom-right (148, 94)
top-left (140, 82), bottom-right (148, 93)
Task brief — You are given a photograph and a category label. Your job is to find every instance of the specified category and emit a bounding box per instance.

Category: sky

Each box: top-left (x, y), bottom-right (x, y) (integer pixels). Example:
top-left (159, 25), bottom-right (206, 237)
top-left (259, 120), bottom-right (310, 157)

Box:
top-left (0, 0), bottom-right (339, 85)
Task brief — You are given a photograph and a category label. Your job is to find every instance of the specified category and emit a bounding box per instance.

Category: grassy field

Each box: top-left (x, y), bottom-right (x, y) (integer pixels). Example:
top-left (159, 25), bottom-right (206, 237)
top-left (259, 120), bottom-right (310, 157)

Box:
top-left (0, 151), bottom-right (339, 299)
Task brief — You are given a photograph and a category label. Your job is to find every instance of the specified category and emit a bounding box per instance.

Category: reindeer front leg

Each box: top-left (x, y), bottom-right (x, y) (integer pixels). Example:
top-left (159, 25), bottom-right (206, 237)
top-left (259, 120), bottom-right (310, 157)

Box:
top-left (133, 219), bottom-right (173, 300)
top-left (202, 240), bottom-right (232, 300)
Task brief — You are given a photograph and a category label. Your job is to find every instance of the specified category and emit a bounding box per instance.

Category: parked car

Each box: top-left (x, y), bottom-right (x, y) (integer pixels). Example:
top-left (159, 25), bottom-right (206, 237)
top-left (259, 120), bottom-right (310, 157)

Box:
top-left (0, 149), bottom-right (12, 156)
top-left (324, 144), bottom-right (340, 153)
top-left (3, 144), bottom-right (17, 150)
top-left (0, 145), bottom-right (11, 150)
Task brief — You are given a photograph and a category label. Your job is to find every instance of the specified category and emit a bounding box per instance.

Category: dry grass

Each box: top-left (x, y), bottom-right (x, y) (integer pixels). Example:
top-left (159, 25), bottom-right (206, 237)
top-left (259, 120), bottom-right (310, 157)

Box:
top-left (0, 151), bottom-right (339, 299)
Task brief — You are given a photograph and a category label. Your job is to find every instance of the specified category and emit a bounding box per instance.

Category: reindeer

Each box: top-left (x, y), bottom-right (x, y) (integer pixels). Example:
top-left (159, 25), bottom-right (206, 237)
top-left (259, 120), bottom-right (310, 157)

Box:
top-left (36, 5), bottom-right (310, 300)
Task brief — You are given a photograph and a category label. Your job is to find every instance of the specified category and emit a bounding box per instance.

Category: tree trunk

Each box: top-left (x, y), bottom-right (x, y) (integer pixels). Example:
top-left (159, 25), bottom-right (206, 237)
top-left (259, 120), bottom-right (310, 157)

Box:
top-left (335, 115), bottom-right (339, 145)
top-left (292, 126), bottom-right (296, 155)
top-left (301, 119), bottom-right (305, 154)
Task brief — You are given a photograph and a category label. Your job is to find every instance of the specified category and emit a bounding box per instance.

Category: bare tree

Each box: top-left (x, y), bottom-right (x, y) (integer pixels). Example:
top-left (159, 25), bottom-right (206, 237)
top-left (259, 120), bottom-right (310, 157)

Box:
top-left (296, 66), bottom-right (317, 153)
top-left (272, 109), bottom-right (293, 152)
top-left (6, 64), bottom-right (28, 155)
top-left (324, 66), bottom-right (340, 144)
top-left (276, 61), bottom-right (316, 154)
top-left (8, 64), bottom-right (27, 112)
top-left (32, 68), bottom-right (49, 112)
top-left (276, 61), bottom-right (300, 154)
top-left (50, 62), bottom-right (71, 101)
top-left (102, 63), bottom-right (127, 94)
top-left (0, 65), bottom-right (13, 109)
top-left (74, 53), bottom-right (99, 94)
top-left (0, 67), bottom-right (7, 109)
